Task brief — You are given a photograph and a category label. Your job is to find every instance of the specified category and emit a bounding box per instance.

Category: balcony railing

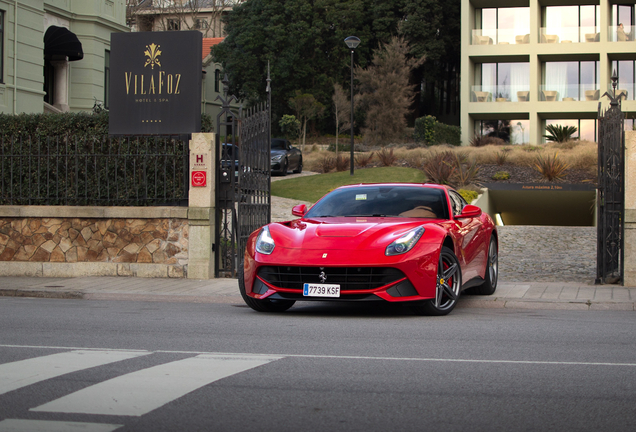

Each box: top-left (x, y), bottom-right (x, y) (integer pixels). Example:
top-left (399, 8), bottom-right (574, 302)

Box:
top-left (609, 25), bottom-right (634, 42)
top-left (539, 26), bottom-right (599, 43)
top-left (471, 29), bottom-right (530, 45)
top-left (539, 84), bottom-right (600, 101)
top-left (470, 85), bottom-right (531, 102)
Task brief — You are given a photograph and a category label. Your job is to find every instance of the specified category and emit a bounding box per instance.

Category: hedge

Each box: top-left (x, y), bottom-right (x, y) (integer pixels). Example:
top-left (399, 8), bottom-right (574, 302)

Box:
top-left (414, 115), bottom-right (461, 146)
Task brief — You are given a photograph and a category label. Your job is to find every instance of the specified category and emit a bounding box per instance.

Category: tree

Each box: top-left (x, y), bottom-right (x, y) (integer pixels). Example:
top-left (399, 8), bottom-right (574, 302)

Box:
top-left (289, 91), bottom-right (325, 150)
top-left (279, 115), bottom-right (300, 141)
top-left (544, 124), bottom-right (578, 142)
top-left (212, 0), bottom-right (461, 133)
top-left (356, 37), bottom-right (424, 145)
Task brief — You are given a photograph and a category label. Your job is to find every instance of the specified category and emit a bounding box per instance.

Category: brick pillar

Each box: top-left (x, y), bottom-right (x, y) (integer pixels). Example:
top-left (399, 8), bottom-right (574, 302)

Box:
top-left (187, 133), bottom-right (216, 279)
top-left (623, 130), bottom-right (636, 285)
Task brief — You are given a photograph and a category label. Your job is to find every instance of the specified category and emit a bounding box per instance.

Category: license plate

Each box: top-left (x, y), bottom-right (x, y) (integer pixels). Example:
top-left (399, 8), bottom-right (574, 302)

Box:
top-left (303, 283), bottom-right (340, 298)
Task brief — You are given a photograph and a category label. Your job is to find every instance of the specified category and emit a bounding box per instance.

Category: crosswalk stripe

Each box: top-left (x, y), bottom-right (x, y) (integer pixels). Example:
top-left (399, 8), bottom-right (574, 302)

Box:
top-left (31, 353), bottom-right (283, 417)
top-left (0, 350), bottom-right (149, 396)
top-left (0, 419), bottom-right (122, 432)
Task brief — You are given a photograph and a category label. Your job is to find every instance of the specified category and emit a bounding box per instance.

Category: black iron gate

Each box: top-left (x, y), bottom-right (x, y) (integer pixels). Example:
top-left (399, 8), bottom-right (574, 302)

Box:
top-left (596, 80), bottom-right (625, 284)
top-left (215, 74), bottom-right (271, 277)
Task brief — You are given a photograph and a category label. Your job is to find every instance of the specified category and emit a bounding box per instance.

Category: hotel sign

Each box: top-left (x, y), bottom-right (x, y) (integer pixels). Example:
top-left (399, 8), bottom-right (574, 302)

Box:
top-left (109, 31), bottom-right (202, 135)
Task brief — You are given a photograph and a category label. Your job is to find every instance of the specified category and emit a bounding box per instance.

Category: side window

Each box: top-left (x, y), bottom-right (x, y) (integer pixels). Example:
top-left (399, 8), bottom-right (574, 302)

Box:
top-left (448, 191), bottom-right (466, 216)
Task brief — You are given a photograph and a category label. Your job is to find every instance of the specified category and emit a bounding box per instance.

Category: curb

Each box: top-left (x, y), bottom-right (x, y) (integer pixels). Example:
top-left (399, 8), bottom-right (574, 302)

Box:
top-left (0, 289), bottom-right (84, 300)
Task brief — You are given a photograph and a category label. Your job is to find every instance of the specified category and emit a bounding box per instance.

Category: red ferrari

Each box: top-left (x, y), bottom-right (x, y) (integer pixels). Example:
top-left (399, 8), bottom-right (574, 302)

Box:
top-left (239, 183), bottom-right (498, 316)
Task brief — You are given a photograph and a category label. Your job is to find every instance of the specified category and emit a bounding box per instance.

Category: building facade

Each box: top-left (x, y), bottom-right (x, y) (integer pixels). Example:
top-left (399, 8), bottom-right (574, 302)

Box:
top-left (461, 0), bottom-right (636, 145)
top-left (0, 0), bottom-right (128, 115)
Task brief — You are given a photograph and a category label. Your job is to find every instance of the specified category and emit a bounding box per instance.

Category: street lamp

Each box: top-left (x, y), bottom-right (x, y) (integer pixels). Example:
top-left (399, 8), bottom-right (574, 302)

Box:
top-left (345, 36), bottom-right (360, 175)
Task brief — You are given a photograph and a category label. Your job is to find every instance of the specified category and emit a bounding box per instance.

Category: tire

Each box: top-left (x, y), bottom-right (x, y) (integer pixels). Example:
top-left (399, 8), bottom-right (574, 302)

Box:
top-left (280, 159), bottom-right (288, 176)
top-left (293, 158), bottom-right (303, 174)
top-left (472, 235), bottom-right (498, 295)
top-left (412, 246), bottom-right (462, 316)
top-left (238, 260), bottom-right (295, 313)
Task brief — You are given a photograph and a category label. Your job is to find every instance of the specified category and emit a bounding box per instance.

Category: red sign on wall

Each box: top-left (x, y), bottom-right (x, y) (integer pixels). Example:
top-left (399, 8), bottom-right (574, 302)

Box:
top-left (191, 171), bottom-right (207, 187)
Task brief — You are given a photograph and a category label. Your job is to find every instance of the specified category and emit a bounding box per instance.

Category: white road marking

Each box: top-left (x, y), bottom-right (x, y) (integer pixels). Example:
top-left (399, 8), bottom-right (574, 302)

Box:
top-left (0, 419), bottom-right (122, 432)
top-left (0, 350), bottom-right (149, 396)
top-left (1, 344), bottom-right (635, 368)
top-left (31, 353), bottom-right (282, 416)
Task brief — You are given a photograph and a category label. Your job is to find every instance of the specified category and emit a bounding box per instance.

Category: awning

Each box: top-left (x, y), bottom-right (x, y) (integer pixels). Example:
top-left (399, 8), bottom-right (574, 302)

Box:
top-left (44, 26), bottom-right (83, 61)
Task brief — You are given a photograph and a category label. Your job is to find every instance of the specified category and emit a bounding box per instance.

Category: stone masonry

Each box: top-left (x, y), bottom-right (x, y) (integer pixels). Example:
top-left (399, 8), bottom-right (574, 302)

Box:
top-left (0, 217), bottom-right (188, 277)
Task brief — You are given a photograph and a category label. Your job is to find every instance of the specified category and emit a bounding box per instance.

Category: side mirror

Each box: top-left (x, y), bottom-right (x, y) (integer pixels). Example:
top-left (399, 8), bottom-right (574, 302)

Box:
top-left (457, 204), bottom-right (482, 219)
top-left (292, 204), bottom-right (307, 217)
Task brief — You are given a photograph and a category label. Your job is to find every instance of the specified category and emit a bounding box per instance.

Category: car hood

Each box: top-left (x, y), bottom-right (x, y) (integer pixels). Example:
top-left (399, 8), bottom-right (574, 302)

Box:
top-left (270, 149), bottom-right (287, 157)
top-left (267, 217), bottom-right (447, 251)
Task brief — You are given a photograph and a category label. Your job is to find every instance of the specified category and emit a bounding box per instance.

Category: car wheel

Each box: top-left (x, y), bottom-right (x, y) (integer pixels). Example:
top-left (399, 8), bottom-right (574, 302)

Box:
top-left (472, 235), bottom-right (498, 295)
top-left (412, 246), bottom-right (461, 316)
top-left (238, 260), bottom-right (295, 312)
top-left (293, 158), bottom-right (303, 174)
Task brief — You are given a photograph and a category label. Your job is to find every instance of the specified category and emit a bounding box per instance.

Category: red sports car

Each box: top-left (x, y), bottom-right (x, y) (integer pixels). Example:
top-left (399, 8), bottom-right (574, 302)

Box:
top-left (239, 183), bottom-right (498, 316)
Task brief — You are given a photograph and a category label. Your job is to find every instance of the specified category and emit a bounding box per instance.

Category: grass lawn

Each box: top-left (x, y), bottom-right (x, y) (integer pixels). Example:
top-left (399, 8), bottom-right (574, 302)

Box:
top-left (271, 166), bottom-right (426, 202)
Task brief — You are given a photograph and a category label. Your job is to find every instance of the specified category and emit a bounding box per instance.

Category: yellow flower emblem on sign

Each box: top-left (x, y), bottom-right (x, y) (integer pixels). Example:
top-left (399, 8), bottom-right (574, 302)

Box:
top-left (144, 43), bottom-right (162, 69)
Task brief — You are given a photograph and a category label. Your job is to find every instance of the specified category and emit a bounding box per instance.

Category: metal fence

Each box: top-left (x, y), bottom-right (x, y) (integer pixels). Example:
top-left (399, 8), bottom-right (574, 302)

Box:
top-left (0, 134), bottom-right (189, 206)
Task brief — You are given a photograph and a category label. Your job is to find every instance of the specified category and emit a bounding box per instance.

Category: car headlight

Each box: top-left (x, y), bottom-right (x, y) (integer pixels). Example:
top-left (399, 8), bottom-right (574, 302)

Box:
top-left (385, 226), bottom-right (425, 256)
top-left (271, 154), bottom-right (283, 162)
top-left (255, 226), bottom-right (275, 255)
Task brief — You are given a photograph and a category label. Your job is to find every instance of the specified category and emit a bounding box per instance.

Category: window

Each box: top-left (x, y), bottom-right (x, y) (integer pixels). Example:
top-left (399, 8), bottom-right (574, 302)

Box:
top-left (543, 5), bottom-right (600, 43)
top-left (215, 69), bottom-right (221, 93)
top-left (612, 60), bottom-right (635, 101)
top-left (474, 120), bottom-right (529, 144)
top-left (104, 50), bottom-right (110, 109)
top-left (167, 19), bottom-right (180, 31)
top-left (474, 63), bottom-right (529, 102)
top-left (448, 191), bottom-right (466, 217)
top-left (545, 119), bottom-right (597, 142)
top-left (194, 19), bottom-right (208, 29)
top-left (542, 61), bottom-right (599, 101)
top-left (475, 7), bottom-right (529, 45)
top-left (0, 10), bottom-right (4, 83)
top-left (612, 4), bottom-right (634, 41)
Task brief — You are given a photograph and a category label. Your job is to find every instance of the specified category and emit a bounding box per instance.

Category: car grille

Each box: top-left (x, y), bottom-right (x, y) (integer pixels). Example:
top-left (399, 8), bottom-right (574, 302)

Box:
top-left (257, 266), bottom-right (405, 291)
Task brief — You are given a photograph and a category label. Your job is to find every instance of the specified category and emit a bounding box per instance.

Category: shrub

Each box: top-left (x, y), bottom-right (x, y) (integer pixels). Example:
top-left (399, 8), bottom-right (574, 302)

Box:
top-left (458, 189), bottom-right (479, 203)
top-left (492, 171), bottom-right (511, 180)
top-left (413, 116), bottom-right (437, 144)
top-left (544, 124), bottom-right (578, 143)
top-left (434, 122), bottom-right (461, 146)
top-left (279, 114), bottom-right (300, 140)
top-left (534, 152), bottom-right (569, 181)
top-left (414, 116), bottom-right (461, 146)
top-left (469, 135), bottom-right (506, 147)
top-left (454, 154), bottom-right (480, 187)
top-left (318, 156), bottom-right (336, 173)
top-left (335, 156), bottom-right (350, 172)
top-left (355, 152), bottom-right (375, 167)
top-left (377, 148), bottom-right (397, 167)
top-left (422, 151), bottom-right (456, 185)
top-left (495, 148), bottom-right (511, 165)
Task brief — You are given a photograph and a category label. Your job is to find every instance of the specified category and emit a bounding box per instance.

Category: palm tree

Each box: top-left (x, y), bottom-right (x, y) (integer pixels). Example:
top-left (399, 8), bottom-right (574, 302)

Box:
top-left (543, 124), bottom-right (578, 142)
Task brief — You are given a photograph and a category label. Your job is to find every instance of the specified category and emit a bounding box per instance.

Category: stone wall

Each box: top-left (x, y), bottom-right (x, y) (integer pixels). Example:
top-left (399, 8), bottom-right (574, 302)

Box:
top-left (0, 207), bottom-right (189, 278)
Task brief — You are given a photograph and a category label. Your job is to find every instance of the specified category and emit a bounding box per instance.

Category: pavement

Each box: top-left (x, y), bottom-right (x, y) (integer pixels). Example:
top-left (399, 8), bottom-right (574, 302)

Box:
top-left (0, 276), bottom-right (634, 311)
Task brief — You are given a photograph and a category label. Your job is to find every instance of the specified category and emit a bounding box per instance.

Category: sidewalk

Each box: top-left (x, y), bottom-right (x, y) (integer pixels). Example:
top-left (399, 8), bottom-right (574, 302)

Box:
top-left (0, 276), bottom-right (634, 311)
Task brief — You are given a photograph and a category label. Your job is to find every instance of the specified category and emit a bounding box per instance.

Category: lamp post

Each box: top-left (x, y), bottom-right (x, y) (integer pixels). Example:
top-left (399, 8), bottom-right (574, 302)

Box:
top-left (345, 36), bottom-right (360, 175)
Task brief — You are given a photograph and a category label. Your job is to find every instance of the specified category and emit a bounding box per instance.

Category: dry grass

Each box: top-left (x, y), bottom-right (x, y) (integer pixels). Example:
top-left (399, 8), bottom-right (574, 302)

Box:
top-left (302, 141), bottom-right (598, 175)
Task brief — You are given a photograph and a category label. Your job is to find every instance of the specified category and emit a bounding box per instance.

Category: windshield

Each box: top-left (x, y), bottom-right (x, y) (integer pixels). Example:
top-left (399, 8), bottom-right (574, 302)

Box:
top-left (271, 139), bottom-right (287, 150)
top-left (305, 186), bottom-right (449, 219)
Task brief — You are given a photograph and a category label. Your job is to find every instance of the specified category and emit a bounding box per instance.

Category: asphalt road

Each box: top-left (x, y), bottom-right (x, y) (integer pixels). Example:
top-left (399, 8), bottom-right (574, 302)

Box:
top-left (1, 297), bottom-right (635, 432)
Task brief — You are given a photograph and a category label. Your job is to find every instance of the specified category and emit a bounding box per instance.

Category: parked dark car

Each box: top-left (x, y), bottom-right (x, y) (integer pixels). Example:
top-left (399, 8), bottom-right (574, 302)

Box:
top-left (271, 139), bottom-right (302, 176)
top-left (221, 143), bottom-right (239, 183)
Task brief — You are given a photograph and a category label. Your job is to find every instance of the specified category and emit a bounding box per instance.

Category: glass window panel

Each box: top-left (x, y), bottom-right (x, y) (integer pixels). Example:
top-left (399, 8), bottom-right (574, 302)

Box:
top-left (580, 6), bottom-right (597, 28)
top-left (510, 120), bottom-right (529, 145)
top-left (482, 9), bottom-right (496, 29)
top-left (618, 5), bottom-right (633, 27)
top-left (481, 63), bottom-right (496, 94)
top-left (579, 120), bottom-right (596, 141)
